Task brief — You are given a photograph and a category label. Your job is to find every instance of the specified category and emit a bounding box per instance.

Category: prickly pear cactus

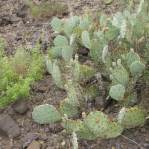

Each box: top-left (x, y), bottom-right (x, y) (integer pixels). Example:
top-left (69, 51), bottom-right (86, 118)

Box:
top-left (51, 17), bottom-right (63, 33)
top-left (79, 64), bottom-right (96, 82)
top-left (84, 111), bottom-right (123, 138)
top-left (104, 121), bottom-right (123, 139)
top-left (109, 59), bottom-right (129, 86)
top-left (62, 118), bottom-right (97, 140)
top-left (81, 31), bottom-right (91, 49)
top-left (59, 98), bottom-right (79, 118)
top-left (65, 80), bottom-right (81, 105)
top-left (46, 59), bottom-right (64, 88)
top-left (51, 61), bottom-right (64, 88)
top-left (123, 49), bottom-right (140, 66)
top-left (117, 106), bottom-right (146, 128)
top-left (109, 84), bottom-right (125, 101)
top-left (32, 104), bottom-right (61, 124)
top-left (49, 34), bottom-right (74, 61)
top-left (129, 60), bottom-right (145, 77)
top-left (79, 15), bottom-right (91, 30)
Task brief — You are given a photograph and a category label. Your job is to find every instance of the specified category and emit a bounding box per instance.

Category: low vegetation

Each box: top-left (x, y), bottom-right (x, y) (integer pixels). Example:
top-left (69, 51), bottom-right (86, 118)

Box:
top-left (32, 0), bottom-right (149, 142)
top-left (26, 0), bottom-right (68, 19)
top-left (0, 39), bottom-right (44, 107)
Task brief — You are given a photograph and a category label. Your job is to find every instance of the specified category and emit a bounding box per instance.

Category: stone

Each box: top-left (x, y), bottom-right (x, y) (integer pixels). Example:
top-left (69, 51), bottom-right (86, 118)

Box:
top-left (16, 4), bottom-right (28, 18)
top-left (12, 100), bottom-right (29, 114)
top-left (0, 114), bottom-right (20, 138)
top-left (27, 141), bottom-right (41, 149)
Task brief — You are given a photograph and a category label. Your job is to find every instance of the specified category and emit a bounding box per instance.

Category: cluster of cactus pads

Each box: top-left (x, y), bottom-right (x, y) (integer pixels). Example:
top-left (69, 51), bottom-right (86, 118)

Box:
top-left (32, 0), bottom-right (148, 141)
top-left (32, 104), bottom-right (146, 140)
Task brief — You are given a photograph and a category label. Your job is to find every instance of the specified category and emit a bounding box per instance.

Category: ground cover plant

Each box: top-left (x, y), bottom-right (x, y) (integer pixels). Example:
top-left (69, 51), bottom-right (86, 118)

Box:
top-left (0, 38), bottom-right (45, 107)
top-left (32, 0), bottom-right (149, 145)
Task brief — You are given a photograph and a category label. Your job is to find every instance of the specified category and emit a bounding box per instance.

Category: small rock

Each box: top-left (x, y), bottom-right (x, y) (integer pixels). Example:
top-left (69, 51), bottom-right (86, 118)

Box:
top-left (12, 100), bottom-right (29, 114)
top-left (27, 141), bottom-right (41, 149)
top-left (23, 133), bottom-right (39, 143)
top-left (0, 114), bottom-right (20, 138)
top-left (0, 14), bottom-right (19, 26)
top-left (0, 15), bottom-right (13, 26)
top-left (23, 133), bottom-right (39, 148)
top-left (16, 4), bottom-right (28, 18)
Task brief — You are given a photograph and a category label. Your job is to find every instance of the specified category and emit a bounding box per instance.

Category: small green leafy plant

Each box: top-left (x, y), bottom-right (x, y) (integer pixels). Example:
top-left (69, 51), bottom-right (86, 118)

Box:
top-left (0, 39), bottom-right (44, 107)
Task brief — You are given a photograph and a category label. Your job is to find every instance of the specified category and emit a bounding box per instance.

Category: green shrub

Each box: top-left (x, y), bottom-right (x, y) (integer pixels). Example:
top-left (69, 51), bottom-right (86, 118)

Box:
top-left (0, 40), bottom-right (44, 107)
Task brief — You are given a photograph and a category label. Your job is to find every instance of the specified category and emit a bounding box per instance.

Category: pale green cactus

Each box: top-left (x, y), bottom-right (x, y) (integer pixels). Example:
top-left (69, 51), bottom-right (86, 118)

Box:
top-left (50, 35), bottom-right (74, 61)
top-left (89, 38), bottom-right (105, 63)
top-left (79, 15), bottom-right (91, 30)
top-left (104, 22), bottom-right (119, 41)
top-left (109, 84), bottom-right (125, 101)
top-left (71, 56), bottom-right (96, 82)
top-left (46, 59), bottom-right (63, 88)
top-left (104, 121), bottom-right (123, 139)
top-left (64, 16), bottom-right (80, 36)
top-left (32, 104), bottom-right (61, 124)
top-left (122, 49), bottom-right (140, 66)
top-left (109, 59), bottom-right (129, 86)
top-left (59, 98), bottom-right (79, 118)
top-left (62, 118), bottom-right (97, 140)
top-left (117, 106), bottom-right (146, 128)
top-left (52, 61), bottom-right (63, 88)
top-left (65, 80), bottom-right (81, 105)
top-left (62, 45), bottom-right (73, 61)
top-left (51, 17), bottom-right (63, 33)
top-left (81, 31), bottom-right (91, 49)
top-left (54, 35), bottom-right (68, 47)
top-left (84, 111), bottom-right (123, 138)
top-left (129, 60), bottom-right (145, 77)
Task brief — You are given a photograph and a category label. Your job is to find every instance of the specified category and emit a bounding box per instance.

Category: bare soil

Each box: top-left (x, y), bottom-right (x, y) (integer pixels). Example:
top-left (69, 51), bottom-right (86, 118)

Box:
top-left (0, 0), bottom-right (149, 149)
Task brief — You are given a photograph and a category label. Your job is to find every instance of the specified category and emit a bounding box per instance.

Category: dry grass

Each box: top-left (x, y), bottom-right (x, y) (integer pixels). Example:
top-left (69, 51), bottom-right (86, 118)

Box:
top-left (26, 0), bottom-right (68, 19)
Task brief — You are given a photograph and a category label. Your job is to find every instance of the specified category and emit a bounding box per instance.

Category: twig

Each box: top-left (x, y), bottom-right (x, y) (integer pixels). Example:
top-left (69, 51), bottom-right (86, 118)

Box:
top-left (121, 134), bottom-right (144, 149)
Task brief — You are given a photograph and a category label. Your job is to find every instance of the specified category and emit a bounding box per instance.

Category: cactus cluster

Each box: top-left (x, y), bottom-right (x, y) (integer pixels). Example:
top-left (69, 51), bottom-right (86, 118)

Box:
top-left (32, 0), bottom-right (148, 142)
top-left (108, 49), bottom-right (145, 104)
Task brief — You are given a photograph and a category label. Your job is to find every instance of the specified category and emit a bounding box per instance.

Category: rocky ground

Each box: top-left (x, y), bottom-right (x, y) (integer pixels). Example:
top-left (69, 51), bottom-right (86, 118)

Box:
top-left (0, 0), bottom-right (149, 149)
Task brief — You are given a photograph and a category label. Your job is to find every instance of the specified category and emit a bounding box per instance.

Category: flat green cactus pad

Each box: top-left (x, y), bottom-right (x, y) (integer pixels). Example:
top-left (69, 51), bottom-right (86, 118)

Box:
top-left (129, 61), bottom-right (145, 77)
top-left (32, 104), bottom-right (61, 124)
top-left (81, 31), bottom-right (91, 49)
top-left (110, 64), bottom-right (129, 86)
top-left (63, 119), bottom-right (97, 140)
top-left (103, 121), bottom-right (123, 139)
top-left (51, 17), bottom-right (63, 32)
top-left (118, 106), bottom-right (146, 128)
top-left (125, 49), bottom-right (140, 66)
top-left (109, 84), bottom-right (125, 101)
top-left (84, 111), bottom-right (123, 138)
top-left (59, 98), bottom-right (79, 118)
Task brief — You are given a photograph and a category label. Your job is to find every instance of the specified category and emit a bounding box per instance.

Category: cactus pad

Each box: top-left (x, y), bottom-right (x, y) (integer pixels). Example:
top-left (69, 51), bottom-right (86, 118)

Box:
top-left (63, 119), bottom-right (97, 140)
top-left (118, 106), bottom-right (146, 128)
top-left (129, 61), bottom-right (145, 77)
top-left (109, 84), bottom-right (125, 101)
top-left (81, 31), bottom-right (91, 49)
top-left (59, 98), bottom-right (79, 118)
top-left (110, 61), bottom-right (129, 86)
top-left (84, 111), bottom-right (123, 138)
top-left (32, 104), bottom-right (61, 124)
